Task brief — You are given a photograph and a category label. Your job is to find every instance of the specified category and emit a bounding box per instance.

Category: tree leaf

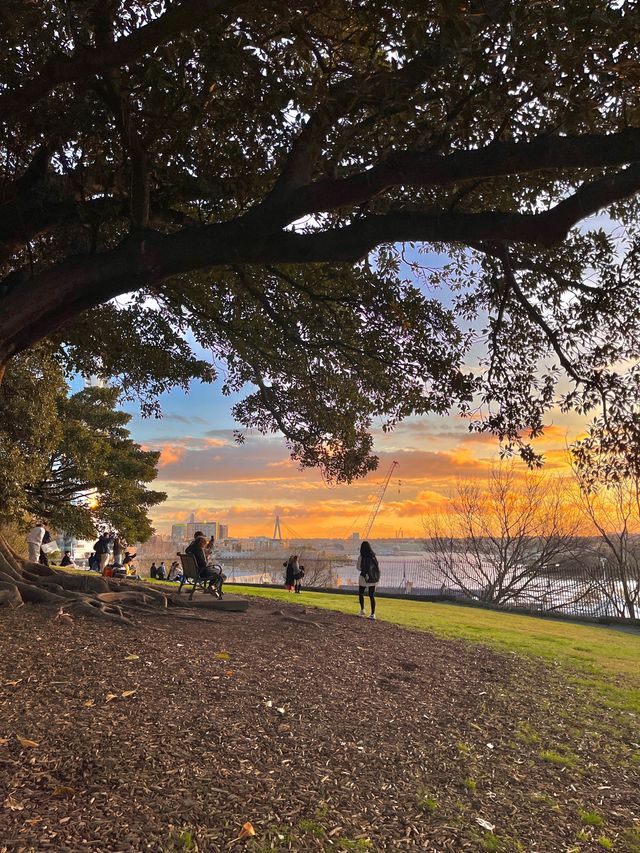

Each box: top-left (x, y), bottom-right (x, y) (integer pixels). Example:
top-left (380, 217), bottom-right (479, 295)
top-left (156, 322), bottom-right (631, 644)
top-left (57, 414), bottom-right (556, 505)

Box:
top-left (52, 786), bottom-right (76, 798)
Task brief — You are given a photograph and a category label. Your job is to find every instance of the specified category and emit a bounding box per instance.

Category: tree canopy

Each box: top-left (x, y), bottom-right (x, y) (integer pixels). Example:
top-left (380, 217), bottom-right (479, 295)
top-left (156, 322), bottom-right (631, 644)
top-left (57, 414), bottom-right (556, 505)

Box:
top-left (0, 349), bottom-right (166, 540)
top-left (2, 1), bottom-right (640, 479)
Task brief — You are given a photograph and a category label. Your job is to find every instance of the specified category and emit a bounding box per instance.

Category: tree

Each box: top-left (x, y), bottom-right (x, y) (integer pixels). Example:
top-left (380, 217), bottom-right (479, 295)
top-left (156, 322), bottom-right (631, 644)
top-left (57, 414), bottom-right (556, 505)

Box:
top-left (0, 349), bottom-right (166, 542)
top-left (0, 350), bottom-right (167, 614)
top-left (3, 1), bottom-right (640, 613)
top-left (572, 423), bottom-right (640, 619)
top-left (424, 466), bottom-right (581, 608)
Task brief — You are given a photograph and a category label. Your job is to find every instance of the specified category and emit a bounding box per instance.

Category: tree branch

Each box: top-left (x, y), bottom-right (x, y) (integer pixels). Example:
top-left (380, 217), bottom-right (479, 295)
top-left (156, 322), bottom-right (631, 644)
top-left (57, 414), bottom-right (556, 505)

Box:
top-left (0, 0), bottom-right (243, 120)
top-left (286, 130), bottom-right (640, 218)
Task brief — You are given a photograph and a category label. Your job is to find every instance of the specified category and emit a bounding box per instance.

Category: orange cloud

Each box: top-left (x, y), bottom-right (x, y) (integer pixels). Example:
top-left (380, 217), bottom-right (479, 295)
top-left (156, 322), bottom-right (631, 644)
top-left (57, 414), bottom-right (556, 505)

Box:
top-left (158, 444), bottom-right (186, 467)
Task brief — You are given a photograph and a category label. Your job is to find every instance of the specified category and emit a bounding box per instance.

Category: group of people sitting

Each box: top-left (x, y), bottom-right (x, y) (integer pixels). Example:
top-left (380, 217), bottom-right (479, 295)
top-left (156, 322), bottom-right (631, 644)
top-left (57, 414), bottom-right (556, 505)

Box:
top-left (283, 555), bottom-right (305, 593)
top-left (149, 560), bottom-right (183, 582)
top-left (87, 532), bottom-right (139, 578)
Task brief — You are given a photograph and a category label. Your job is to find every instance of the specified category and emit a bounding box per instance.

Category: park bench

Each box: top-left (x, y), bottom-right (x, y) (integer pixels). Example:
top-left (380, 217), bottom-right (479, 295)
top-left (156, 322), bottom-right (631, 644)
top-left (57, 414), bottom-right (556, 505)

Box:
top-left (177, 552), bottom-right (224, 600)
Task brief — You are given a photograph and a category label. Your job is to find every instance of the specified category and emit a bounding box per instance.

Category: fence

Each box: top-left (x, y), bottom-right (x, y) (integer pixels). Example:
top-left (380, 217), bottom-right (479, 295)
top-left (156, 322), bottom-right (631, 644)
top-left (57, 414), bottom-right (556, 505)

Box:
top-left (219, 555), bottom-right (640, 620)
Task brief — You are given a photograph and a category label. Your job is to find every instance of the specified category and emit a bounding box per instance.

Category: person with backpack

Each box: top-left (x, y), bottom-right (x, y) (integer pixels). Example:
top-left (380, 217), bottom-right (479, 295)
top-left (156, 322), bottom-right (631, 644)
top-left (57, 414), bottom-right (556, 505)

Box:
top-left (357, 540), bottom-right (380, 620)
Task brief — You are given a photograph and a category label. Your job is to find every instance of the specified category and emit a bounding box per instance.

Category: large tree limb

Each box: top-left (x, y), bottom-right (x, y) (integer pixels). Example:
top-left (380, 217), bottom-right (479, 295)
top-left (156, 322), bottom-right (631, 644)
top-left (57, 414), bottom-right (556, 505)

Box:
top-left (287, 129), bottom-right (640, 217)
top-left (2, 156), bottom-right (640, 363)
top-left (0, 0), bottom-right (242, 120)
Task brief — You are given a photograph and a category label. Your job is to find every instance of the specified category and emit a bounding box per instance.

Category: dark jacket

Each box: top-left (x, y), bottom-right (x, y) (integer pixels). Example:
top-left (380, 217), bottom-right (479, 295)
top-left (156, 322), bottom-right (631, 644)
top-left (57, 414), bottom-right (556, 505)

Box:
top-left (186, 540), bottom-right (208, 573)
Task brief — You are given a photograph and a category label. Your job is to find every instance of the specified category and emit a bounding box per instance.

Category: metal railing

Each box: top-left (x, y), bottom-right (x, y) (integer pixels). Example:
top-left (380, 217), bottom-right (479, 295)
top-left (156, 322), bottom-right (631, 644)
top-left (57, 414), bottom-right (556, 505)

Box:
top-left (222, 556), bottom-right (640, 620)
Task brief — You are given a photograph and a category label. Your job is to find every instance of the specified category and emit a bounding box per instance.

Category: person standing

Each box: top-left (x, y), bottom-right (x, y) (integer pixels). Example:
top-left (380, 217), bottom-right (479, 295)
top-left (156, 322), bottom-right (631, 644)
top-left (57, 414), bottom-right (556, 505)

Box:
top-left (284, 555), bottom-right (296, 591)
top-left (113, 535), bottom-right (125, 566)
top-left (39, 528), bottom-right (52, 566)
top-left (357, 541), bottom-right (380, 620)
top-left (93, 532), bottom-right (110, 573)
top-left (26, 521), bottom-right (45, 563)
top-left (156, 561), bottom-right (167, 580)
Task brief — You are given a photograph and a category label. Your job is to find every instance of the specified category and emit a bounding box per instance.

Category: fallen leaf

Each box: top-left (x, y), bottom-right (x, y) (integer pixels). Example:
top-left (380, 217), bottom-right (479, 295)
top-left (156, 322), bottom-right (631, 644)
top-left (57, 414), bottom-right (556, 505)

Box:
top-left (59, 815), bottom-right (71, 824)
top-left (83, 699), bottom-right (95, 708)
top-left (52, 786), bottom-right (76, 798)
top-left (121, 690), bottom-right (137, 698)
top-left (3, 795), bottom-right (24, 810)
top-left (476, 817), bottom-right (496, 832)
top-left (225, 670), bottom-right (234, 677)
top-left (16, 736), bottom-right (39, 748)
top-left (265, 700), bottom-right (273, 708)
top-left (105, 693), bottom-right (118, 702)
top-left (215, 651), bottom-right (231, 661)
top-left (0, 737), bottom-right (9, 746)
top-left (5, 680), bottom-right (20, 686)
top-left (124, 654), bottom-right (139, 661)
top-left (276, 707), bottom-right (286, 715)
top-left (239, 821), bottom-right (256, 838)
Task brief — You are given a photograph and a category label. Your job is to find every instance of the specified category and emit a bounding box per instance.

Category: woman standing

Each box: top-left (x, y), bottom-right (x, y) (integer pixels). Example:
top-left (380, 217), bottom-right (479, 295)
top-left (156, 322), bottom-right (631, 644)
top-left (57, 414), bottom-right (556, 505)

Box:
top-left (284, 555), bottom-right (296, 591)
top-left (357, 541), bottom-right (380, 620)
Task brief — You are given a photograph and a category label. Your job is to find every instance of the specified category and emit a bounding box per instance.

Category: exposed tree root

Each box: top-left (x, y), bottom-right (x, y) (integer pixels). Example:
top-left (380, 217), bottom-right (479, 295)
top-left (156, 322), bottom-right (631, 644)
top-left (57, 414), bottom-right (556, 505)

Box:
top-left (269, 608), bottom-right (322, 628)
top-left (0, 535), bottom-right (168, 623)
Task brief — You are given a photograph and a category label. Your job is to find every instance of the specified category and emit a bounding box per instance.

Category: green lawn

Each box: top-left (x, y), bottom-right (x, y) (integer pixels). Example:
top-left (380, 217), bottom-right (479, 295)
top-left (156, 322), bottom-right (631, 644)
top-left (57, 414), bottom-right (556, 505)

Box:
top-left (223, 584), bottom-right (640, 713)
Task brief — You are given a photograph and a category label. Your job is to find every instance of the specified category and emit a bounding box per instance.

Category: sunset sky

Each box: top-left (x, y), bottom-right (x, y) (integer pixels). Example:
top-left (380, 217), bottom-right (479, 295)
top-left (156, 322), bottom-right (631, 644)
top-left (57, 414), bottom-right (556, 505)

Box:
top-left (122, 368), bottom-right (587, 540)
top-left (116, 242), bottom-right (605, 539)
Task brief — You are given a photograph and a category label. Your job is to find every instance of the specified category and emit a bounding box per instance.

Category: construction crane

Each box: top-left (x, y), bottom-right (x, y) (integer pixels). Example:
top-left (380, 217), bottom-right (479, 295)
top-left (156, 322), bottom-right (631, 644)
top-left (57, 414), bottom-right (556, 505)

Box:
top-left (362, 460), bottom-right (398, 540)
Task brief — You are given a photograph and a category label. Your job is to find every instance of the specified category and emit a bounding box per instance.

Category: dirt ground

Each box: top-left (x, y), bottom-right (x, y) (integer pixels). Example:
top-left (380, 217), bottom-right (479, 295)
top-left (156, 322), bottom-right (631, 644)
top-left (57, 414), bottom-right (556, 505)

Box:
top-left (0, 596), bottom-right (638, 852)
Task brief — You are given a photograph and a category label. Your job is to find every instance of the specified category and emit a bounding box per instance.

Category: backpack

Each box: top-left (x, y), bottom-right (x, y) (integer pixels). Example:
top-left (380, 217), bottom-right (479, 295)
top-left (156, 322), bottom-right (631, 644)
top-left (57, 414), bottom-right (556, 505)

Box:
top-left (363, 555), bottom-right (380, 584)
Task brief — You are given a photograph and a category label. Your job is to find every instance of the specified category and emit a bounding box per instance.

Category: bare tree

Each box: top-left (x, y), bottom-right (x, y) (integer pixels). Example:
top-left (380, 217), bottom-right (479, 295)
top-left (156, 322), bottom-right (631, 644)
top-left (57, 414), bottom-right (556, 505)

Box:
top-left (425, 466), bottom-right (582, 608)
top-left (572, 478), bottom-right (640, 620)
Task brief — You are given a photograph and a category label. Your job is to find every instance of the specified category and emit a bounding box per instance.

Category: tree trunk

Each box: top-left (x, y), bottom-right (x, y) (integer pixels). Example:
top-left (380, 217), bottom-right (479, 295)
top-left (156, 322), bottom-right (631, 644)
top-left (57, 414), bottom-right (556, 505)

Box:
top-left (0, 530), bottom-right (169, 623)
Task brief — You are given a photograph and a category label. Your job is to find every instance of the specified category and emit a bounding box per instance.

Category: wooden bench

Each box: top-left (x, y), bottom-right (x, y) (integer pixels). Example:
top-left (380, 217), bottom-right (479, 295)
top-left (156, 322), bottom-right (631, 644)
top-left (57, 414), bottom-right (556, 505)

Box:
top-left (177, 553), bottom-right (224, 600)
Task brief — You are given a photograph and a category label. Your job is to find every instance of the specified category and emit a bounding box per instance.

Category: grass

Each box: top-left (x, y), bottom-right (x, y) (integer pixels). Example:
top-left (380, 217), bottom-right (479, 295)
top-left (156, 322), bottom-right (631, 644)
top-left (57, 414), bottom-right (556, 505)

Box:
top-left (579, 809), bottom-right (604, 828)
top-left (221, 585), bottom-right (640, 712)
top-left (539, 748), bottom-right (579, 767)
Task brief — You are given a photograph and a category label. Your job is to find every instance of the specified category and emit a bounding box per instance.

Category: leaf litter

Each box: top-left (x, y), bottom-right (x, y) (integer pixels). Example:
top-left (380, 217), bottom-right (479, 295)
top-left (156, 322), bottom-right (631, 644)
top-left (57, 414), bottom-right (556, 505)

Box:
top-left (0, 598), bottom-right (637, 851)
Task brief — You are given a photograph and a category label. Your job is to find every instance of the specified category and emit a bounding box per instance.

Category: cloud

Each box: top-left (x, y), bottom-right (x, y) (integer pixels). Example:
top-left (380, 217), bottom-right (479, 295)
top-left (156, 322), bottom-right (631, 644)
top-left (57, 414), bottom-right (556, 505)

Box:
top-left (158, 444), bottom-right (186, 467)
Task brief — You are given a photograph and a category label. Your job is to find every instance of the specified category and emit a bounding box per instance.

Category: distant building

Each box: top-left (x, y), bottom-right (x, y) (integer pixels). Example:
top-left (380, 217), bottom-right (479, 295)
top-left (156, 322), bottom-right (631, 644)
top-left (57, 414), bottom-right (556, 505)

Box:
top-left (351, 532), bottom-right (360, 542)
top-left (185, 521), bottom-right (216, 540)
top-left (218, 524), bottom-right (229, 540)
top-left (171, 523), bottom-right (186, 542)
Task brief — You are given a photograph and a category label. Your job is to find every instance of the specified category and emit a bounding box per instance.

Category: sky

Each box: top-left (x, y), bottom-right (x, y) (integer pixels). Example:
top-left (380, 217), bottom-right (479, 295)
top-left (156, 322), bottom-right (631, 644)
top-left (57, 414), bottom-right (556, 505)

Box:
top-left (116, 242), bottom-right (603, 540)
top-left (121, 364), bottom-right (587, 541)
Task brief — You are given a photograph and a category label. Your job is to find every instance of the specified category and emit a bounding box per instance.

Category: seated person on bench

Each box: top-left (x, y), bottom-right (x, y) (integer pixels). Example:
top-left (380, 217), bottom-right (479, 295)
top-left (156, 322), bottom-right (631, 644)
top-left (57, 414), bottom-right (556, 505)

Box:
top-left (185, 532), bottom-right (224, 595)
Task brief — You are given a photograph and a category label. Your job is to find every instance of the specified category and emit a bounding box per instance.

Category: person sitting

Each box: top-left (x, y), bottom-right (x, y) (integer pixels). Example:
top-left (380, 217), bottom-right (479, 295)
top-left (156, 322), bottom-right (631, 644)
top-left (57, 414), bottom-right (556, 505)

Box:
top-left (149, 561), bottom-right (158, 579)
top-left (156, 561), bottom-right (167, 580)
top-left (186, 532), bottom-right (225, 597)
top-left (88, 551), bottom-right (100, 572)
top-left (168, 560), bottom-right (182, 582)
top-left (60, 551), bottom-right (73, 567)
